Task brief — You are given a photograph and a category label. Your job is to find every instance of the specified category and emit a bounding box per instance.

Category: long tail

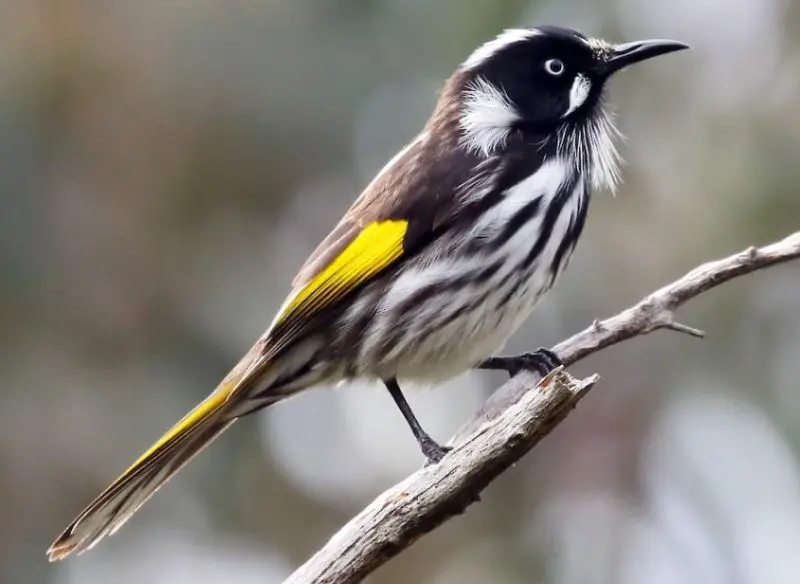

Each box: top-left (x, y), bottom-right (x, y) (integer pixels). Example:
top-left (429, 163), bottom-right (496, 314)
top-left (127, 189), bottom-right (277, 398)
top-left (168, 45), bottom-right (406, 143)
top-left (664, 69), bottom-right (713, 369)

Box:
top-left (48, 387), bottom-right (238, 561)
top-left (48, 337), bottom-right (326, 561)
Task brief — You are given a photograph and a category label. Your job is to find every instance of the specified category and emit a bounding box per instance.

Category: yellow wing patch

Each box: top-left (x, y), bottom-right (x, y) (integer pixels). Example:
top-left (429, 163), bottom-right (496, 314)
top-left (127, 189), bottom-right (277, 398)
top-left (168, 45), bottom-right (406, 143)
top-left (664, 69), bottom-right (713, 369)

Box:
top-left (124, 219), bottom-right (407, 473)
top-left (125, 219), bottom-right (408, 474)
top-left (275, 220), bottom-right (408, 327)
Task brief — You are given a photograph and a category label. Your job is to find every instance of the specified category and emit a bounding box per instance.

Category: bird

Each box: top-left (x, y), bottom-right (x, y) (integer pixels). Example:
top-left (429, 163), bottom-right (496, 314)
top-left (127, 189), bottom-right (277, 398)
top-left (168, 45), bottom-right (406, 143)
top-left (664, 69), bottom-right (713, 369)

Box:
top-left (47, 25), bottom-right (687, 561)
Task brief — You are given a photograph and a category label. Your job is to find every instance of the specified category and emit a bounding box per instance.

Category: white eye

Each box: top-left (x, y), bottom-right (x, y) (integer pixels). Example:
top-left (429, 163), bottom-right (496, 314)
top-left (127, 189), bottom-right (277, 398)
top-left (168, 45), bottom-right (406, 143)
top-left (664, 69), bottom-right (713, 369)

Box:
top-left (544, 58), bottom-right (565, 76)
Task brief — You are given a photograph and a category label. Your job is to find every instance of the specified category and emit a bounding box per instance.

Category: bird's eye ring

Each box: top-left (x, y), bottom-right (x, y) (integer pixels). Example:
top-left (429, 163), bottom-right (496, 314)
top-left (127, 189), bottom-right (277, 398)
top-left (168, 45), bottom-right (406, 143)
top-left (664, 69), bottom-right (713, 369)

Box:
top-left (544, 59), bottom-right (565, 76)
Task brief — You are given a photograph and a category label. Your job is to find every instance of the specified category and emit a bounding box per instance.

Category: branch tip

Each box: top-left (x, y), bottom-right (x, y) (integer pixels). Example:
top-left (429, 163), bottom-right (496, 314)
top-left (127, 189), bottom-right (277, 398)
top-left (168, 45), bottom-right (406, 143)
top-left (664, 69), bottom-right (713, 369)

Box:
top-left (664, 320), bottom-right (706, 338)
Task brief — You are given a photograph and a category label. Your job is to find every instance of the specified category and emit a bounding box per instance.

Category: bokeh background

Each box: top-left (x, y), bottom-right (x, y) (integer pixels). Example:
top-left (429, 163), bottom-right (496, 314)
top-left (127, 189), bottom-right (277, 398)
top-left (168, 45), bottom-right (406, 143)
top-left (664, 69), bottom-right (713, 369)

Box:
top-left (2, 1), bottom-right (799, 583)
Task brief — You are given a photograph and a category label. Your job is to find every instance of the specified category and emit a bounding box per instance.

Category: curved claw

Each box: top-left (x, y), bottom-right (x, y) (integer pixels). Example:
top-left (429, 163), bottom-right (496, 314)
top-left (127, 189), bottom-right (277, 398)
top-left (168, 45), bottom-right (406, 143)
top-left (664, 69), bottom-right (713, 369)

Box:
top-left (476, 348), bottom-right (563, 378)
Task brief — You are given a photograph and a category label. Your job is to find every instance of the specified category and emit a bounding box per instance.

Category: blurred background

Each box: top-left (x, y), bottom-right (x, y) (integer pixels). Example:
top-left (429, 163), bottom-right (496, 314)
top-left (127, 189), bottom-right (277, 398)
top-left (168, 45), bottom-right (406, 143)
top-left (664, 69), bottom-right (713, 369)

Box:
top-left (2, 1), bottom-right (799, 583)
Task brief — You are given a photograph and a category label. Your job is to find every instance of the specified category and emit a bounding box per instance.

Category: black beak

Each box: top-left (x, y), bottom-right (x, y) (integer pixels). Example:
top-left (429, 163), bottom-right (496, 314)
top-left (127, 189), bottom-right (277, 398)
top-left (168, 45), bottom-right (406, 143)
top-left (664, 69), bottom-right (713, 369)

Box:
top-left (596, 39), bottom-right (689, 76)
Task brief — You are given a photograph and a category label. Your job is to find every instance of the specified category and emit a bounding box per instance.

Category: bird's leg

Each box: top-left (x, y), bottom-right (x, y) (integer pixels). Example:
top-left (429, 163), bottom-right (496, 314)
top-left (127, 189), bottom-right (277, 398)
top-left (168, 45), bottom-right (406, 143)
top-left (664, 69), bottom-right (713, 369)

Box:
top-left (383, 378), bottom-right (452, 464)
top-left (476, 348), bottom-right (562, 378)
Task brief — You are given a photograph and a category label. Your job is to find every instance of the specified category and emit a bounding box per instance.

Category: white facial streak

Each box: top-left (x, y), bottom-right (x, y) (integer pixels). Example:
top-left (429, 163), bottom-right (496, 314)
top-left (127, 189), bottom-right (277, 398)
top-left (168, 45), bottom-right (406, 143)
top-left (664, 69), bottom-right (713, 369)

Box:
top-left (459, 77), bottom-right (519, 156)
top-left (462, 28), bottom-right (540, 70)
top-left (564, 74), bottom-right (592, 118)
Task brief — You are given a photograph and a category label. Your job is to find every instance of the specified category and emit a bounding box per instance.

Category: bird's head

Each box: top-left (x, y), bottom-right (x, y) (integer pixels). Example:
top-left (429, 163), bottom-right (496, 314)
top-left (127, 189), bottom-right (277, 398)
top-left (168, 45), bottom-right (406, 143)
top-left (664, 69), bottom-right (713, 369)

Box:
top-left (442, 26), bottom-right (688, 188)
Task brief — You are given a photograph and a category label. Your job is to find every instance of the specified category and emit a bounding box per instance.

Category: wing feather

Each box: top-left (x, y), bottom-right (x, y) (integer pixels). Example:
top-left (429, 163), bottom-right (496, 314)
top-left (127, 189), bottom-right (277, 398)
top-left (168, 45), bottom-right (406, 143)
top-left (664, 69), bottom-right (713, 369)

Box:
top-left (267, 123), bottom-right (485, 351)
top-left (273, 219), bottom-right (408, 330)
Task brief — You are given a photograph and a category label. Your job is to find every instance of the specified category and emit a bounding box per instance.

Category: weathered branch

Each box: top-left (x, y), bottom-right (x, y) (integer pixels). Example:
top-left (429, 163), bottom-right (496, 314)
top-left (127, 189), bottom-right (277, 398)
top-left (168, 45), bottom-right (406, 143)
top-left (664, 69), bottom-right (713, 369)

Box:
top-left (285, 369), bottom-right (597, 584)
top-left (455, 231), bottom-right (800, 440)
top-left (554, 233), bottom-right (800, 366)
top-left (285, 231), bottom-right (800, 584)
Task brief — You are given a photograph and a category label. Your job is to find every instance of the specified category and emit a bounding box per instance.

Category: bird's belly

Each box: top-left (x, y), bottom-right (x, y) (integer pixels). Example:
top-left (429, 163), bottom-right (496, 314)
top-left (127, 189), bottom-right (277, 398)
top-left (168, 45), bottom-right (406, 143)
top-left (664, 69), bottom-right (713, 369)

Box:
top-left (357, 179), bottom-right (588, 384)
top-left (382, 260), bottom-right (555, 385)
top-left (376, 249), bottom-right (564, 384)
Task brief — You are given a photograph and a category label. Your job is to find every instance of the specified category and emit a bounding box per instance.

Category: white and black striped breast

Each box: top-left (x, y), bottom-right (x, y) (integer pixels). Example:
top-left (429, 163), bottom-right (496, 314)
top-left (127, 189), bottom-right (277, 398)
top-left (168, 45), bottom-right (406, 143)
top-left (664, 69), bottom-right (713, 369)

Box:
top-left (345, 155), bottom-right (590, 383)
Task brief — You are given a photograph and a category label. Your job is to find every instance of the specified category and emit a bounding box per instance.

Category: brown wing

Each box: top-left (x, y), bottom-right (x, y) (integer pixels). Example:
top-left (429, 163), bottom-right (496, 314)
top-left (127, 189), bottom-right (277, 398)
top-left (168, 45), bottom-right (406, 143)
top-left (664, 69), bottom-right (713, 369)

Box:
top-left (292, 123), bottom-right (479, 288)
top-left (266, 111), bottom-right (494, 357)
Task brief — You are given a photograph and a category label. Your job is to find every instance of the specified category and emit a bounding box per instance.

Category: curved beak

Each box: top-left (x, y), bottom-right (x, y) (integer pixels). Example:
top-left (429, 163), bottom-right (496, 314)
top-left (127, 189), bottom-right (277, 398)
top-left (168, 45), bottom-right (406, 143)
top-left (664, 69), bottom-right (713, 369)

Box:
top-left (596, 39), bottom-right (689, 76)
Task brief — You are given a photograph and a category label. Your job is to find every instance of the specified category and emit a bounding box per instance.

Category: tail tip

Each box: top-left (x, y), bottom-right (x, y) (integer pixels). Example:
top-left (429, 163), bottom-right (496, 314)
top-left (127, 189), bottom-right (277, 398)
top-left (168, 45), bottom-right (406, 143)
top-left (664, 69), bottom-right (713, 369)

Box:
top-left (47, 526), bottom-right (87, 562)
top-left (47, 539), bottom-right (75, 562)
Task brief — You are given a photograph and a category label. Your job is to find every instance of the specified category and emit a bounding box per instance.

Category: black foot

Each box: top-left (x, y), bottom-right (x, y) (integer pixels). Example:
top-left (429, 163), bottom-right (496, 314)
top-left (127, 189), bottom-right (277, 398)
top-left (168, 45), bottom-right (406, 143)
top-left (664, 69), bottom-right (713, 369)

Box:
top-left (421, 438), bottom-right (452, 465)
top-left (477, 348), bottom-right (562, 378)
top-left (383, 377), bottom-right (451, 465)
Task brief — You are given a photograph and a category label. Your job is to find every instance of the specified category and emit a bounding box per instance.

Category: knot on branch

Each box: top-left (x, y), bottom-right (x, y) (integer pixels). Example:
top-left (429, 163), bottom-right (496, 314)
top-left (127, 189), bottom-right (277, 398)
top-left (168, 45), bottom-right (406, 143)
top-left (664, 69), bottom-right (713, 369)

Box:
top-left (640, 295), bottom-right (704, 338)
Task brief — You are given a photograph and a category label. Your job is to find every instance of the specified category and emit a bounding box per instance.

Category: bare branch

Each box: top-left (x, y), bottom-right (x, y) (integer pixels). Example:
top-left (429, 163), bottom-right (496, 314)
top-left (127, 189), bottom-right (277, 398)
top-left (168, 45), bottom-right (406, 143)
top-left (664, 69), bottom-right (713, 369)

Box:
top-left (285, 370), bottom-right (598, 584)
top-left (555, 231), bottom-right (800, 366)
top-left (456, 231), bottom-right (800, 440)
top-left (285, 231), bottom-right (800, 584)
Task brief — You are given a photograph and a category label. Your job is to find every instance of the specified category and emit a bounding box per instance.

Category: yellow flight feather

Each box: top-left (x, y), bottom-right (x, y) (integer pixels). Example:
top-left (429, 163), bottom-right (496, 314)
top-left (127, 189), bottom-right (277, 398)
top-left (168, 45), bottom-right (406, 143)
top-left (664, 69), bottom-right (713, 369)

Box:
top-left (275, 219), bottom-right (408, 326)
top-left (93, 220), bottom-right (407, 509)
top-left (45, 221), bottom-right (409, 563)
top-left (122, 381), bottom-right (235, 474)
top-left (117, 220), bottom-right (407, 478)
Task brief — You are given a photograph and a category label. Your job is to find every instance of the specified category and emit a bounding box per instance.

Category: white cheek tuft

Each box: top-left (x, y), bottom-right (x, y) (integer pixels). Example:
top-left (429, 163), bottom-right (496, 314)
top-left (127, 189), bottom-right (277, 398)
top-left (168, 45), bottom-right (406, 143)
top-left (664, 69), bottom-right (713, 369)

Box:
top-left (459, 77), bottom-right (520, 157)
top-left (564, 74), bottom-right (592, 118)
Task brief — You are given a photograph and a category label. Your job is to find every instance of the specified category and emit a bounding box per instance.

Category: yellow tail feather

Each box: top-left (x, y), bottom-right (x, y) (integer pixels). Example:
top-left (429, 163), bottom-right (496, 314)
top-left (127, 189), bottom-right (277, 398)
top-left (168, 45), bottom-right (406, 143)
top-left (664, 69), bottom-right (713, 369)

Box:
top-left (125, 388), bottom-right (230, 472)
top-left (47, 388), bottom-right (235, 562)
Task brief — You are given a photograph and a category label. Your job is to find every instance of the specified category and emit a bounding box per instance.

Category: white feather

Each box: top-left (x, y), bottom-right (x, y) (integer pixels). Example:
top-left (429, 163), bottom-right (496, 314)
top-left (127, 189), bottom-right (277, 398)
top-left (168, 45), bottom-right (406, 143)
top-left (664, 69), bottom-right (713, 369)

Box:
top-left (557, 104), bottom-right (622, 193)
top-left (462, 28), bottom-right (540, 70)
top-left (564, 74), bottom-right (592, 118)
top-left (459, 77), bottom-right (519, 156)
